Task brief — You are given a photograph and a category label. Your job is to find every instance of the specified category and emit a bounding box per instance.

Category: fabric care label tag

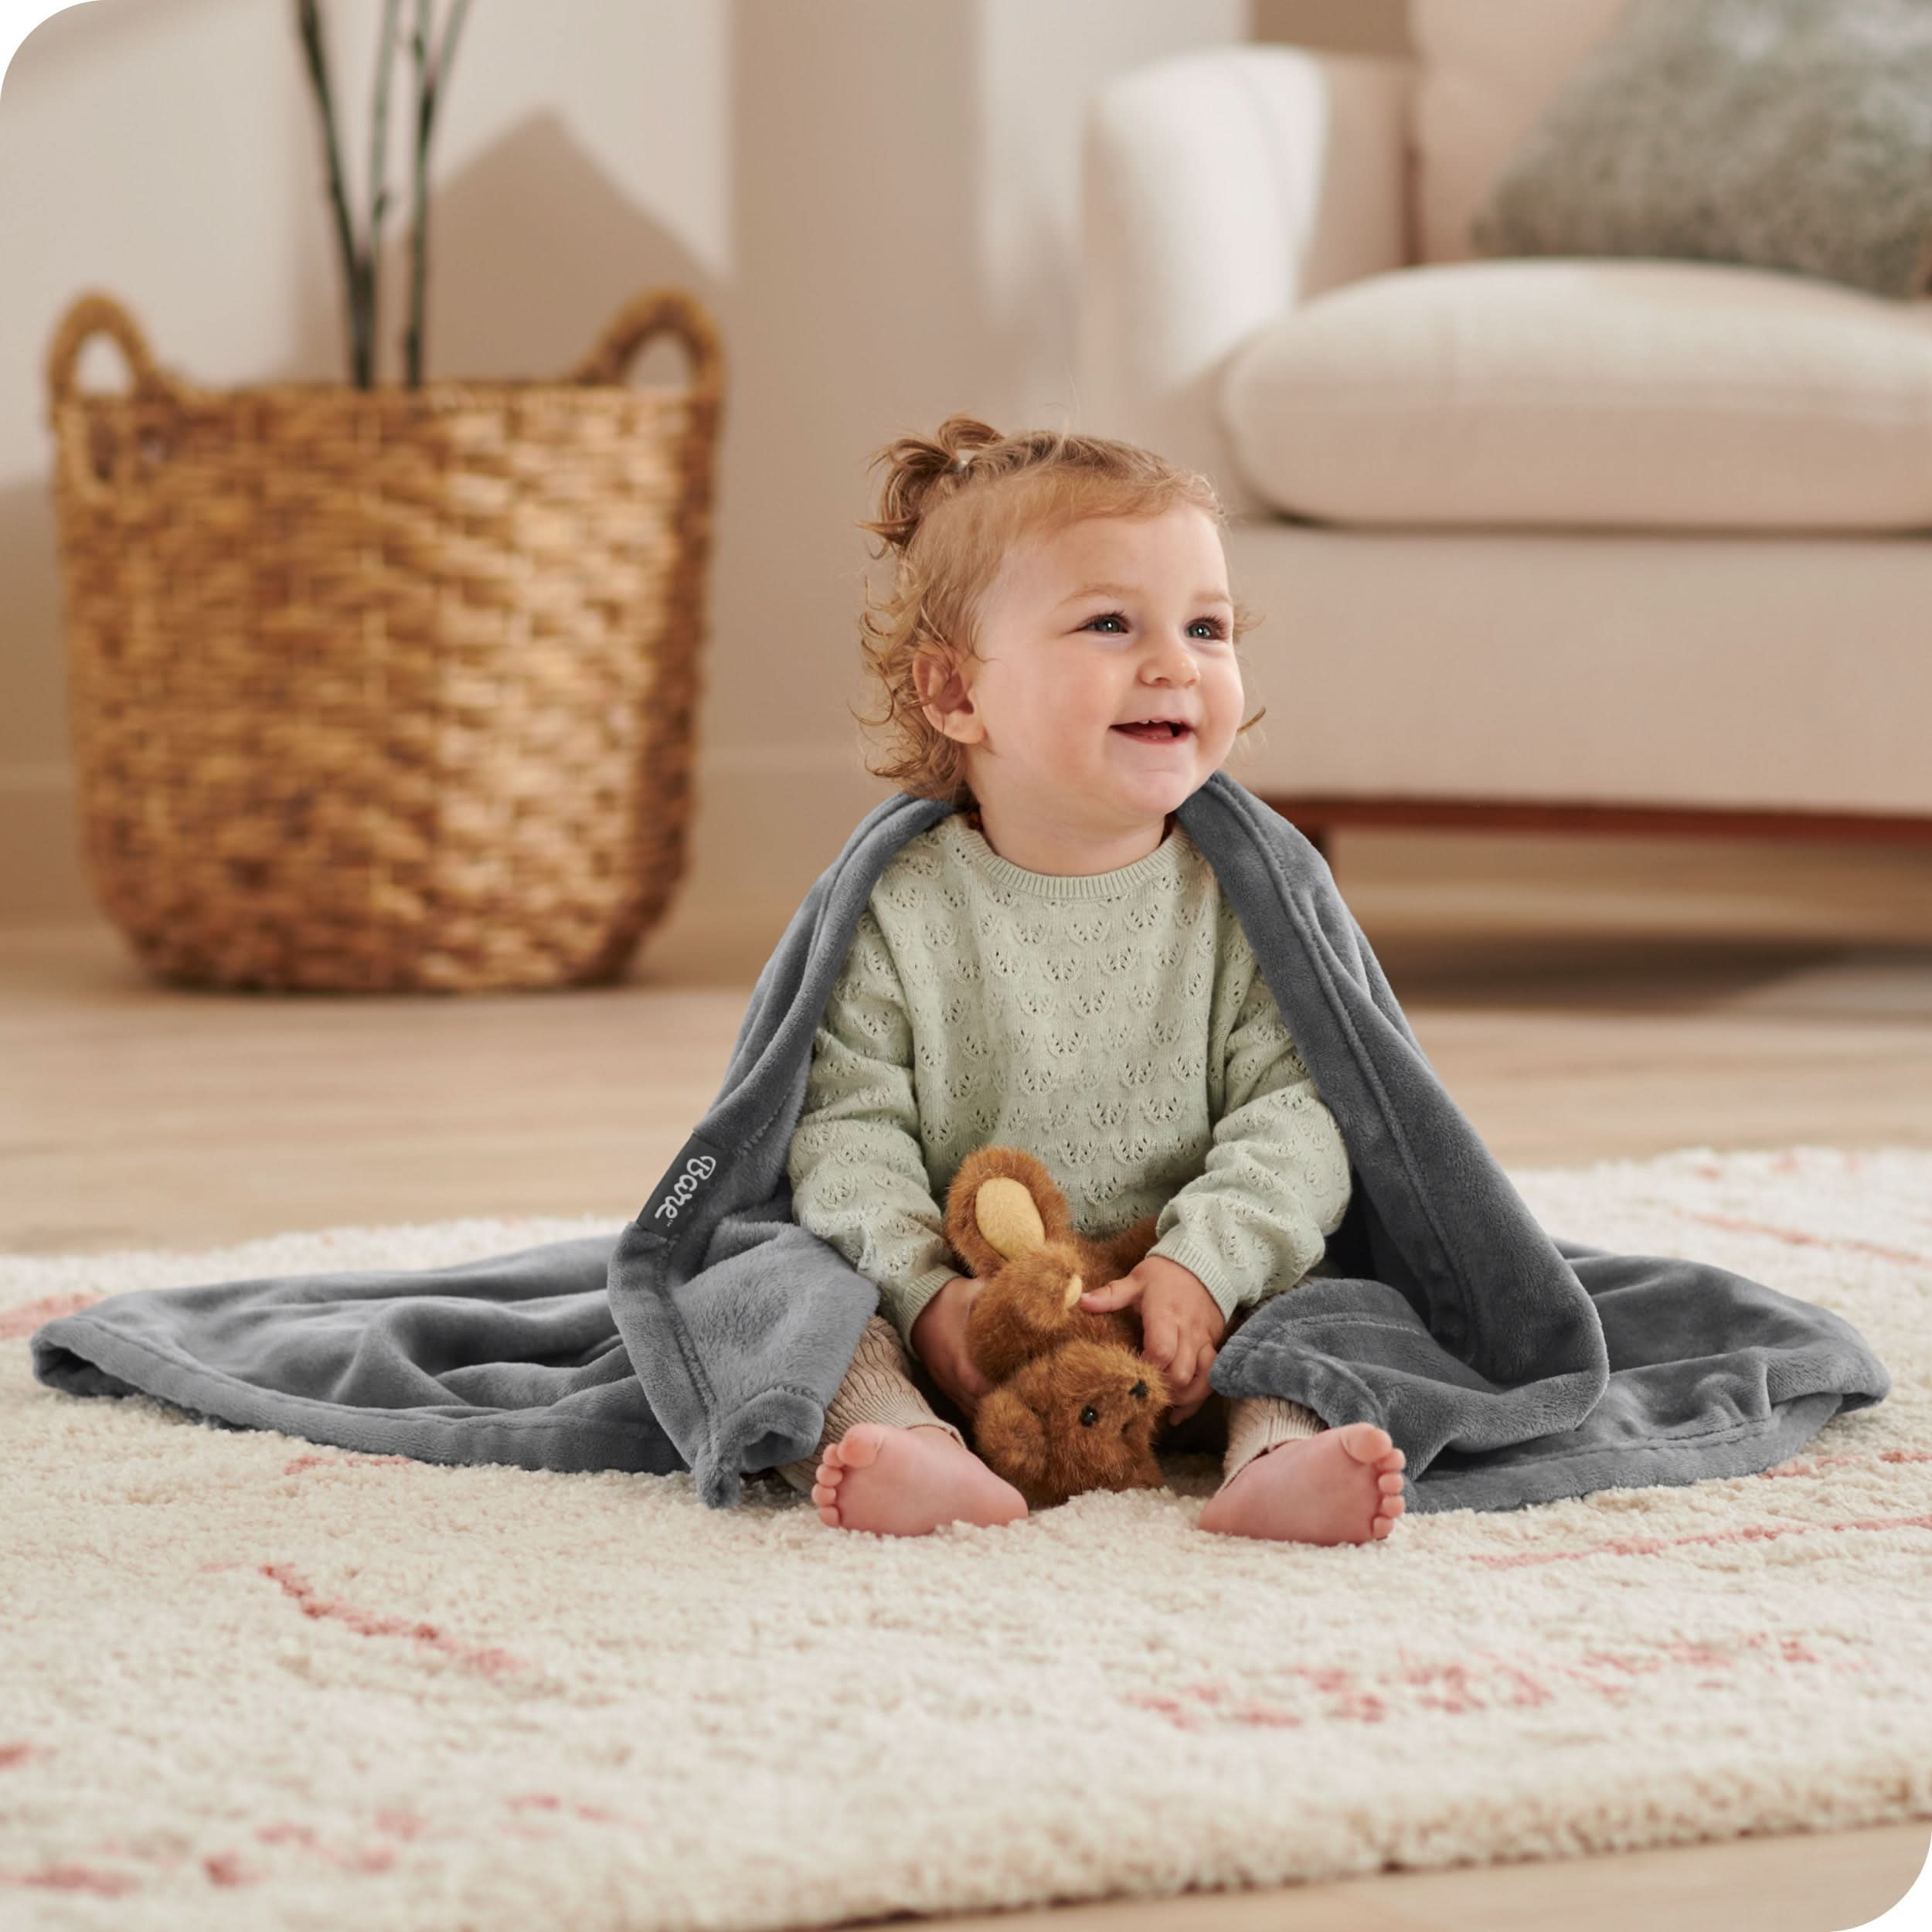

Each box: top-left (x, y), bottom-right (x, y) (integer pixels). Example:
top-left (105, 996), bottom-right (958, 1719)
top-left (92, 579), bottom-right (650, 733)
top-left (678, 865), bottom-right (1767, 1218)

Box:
top-left (639, 1132), bottom-right (730, 1236)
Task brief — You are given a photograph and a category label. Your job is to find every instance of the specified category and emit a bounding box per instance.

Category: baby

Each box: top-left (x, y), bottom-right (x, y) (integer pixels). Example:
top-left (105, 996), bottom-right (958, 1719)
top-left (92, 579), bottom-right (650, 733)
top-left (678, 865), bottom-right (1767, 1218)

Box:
top-left (775, 417), bottom-right (1406, 1545)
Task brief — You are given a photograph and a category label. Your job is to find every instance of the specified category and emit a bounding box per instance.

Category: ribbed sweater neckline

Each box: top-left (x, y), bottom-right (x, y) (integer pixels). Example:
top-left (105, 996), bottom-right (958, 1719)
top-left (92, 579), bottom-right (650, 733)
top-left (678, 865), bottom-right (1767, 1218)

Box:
top-left (947, 807), bottom-right (1189, 900)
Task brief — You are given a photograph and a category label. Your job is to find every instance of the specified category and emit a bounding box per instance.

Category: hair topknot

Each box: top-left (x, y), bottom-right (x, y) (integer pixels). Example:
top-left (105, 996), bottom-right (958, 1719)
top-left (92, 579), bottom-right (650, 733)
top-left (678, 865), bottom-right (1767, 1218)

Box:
top-left (850, 415), bottom-right (1265, 804)
top-left (859, 414), bottom-right (1008, 556)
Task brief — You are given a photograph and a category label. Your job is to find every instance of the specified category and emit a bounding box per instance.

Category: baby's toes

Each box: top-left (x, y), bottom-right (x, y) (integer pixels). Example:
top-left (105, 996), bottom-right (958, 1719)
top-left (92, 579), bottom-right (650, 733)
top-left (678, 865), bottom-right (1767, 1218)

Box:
top-left (811, 1450), bottom-right (846, 1504)
top-left (1370, 1483), bottom-right (1406, 1538)
top-left (1333, 1421), bottom-right (1394, 1464)
top-left (832, 1424), bottom-right (890, 1468)
top-left (811, 1464), bottom-right (844, 1525)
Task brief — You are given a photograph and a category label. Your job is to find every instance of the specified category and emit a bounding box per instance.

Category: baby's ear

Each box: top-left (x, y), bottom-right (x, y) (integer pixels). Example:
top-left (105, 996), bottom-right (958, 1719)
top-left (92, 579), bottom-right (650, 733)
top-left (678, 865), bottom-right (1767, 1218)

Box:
top-left (942, 1147), bottom-right (1075, 1278)
top-left (912, 645), bottom-right (982, 743)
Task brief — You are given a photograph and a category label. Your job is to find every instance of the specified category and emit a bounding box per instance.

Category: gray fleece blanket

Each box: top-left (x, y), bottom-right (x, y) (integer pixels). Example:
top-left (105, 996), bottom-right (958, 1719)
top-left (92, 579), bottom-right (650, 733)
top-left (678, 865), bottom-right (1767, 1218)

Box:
top-left (31, 771), bottom-right (1890, 1514)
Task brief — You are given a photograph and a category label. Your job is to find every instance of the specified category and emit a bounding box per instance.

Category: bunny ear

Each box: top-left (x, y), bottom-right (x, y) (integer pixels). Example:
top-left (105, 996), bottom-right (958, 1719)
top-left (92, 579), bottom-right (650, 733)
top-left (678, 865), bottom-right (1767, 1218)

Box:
top-left (975, 1177), bottom-right (1046, 1260)
top-left (941, 1147), bottom-right (1075, 1277)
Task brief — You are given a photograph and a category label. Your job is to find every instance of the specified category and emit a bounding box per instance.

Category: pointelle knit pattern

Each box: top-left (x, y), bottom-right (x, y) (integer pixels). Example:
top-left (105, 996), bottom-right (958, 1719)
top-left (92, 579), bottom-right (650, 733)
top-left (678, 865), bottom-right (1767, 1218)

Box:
top-left (784, 810), bottom-right (1354, 1345)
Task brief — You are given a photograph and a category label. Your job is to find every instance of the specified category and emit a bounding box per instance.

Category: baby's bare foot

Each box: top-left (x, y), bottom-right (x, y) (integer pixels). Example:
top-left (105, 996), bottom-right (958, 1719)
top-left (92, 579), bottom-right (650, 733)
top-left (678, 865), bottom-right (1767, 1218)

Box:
top-left (1198, 1422), bottom-right (1407, 1545)
top-left (810, 1423), bottom-right (1029, 1536)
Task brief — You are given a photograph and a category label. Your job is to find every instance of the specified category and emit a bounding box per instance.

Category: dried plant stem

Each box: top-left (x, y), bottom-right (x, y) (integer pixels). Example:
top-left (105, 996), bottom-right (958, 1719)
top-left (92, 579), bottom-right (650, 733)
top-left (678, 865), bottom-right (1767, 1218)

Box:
top-left (405, 0), bottom-right (471, 387)
top-left (366, 0), bottom-right (401, 383)
top-left (294, 0), bottom-right (371, 385)
top-left (295, 0), bottom-right (468, 388)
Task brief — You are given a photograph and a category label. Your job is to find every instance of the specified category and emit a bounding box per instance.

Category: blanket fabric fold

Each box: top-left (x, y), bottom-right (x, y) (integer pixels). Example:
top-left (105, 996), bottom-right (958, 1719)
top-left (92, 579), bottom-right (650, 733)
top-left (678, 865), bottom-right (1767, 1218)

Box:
top-left (32, 772), bottom-right (1889, 1514)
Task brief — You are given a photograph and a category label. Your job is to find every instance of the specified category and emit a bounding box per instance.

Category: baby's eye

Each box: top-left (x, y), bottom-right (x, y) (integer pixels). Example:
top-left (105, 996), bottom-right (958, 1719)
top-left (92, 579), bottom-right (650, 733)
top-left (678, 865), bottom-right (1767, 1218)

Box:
top-left (1083, 611), bottom-right (1229, 640)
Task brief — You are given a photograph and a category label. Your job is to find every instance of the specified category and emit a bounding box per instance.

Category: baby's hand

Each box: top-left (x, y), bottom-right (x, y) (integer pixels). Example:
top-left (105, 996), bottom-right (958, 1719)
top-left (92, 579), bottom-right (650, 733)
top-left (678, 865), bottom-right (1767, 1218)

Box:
top-left (1079, 1256), bottom-right (1226, 1424)
top-left (909, 1274), bottom-right (995, 1420)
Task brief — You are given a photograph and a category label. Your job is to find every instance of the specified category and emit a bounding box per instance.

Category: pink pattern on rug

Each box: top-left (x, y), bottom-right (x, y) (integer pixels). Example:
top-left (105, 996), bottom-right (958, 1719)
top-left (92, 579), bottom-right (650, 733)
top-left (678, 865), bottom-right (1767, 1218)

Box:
top-left (1638, 1199), bottom-right (1930, 1270)
top-left (495, 1792), bottom-right (645, 1842)
top-left (1123, 1626), bottom-right (1866, 1733)
top-left (1127, 1666), bottom-right (1393, 1730)
top-left (258, 1563), bottom-right (530, 1678)
top-left (1691, 1151), bottom-right (1832, 1182)
top-left (250, 1821), bottom-right (402, 1871)
top-left (1675, 1209), bottom-right (1930, 1269)
top-left (1384, 1652), bottom-right (1566, 1713)
top-left (9, 1862), bottom-right (143, 1896)
top-left (509, 1792), bottom-right (624, 1825)
top-left (1485, 1631), bottom-right (1862, 1704)
top-left (1, 1815), bottom-right (436, 1899)
top-left (281, 1452), bottom-right (415, 1475)
top-left (1468, 1510), bottom-right (1932, 1568)
top-left (0, 1291), bottom-right (103, 1338)
top-left (326, 1843), bottom-right (397, 1873)
top-left (1758, 1449), bottom-right (1931, 1479)
top-left (0, 1743), bottom-right (35, 1769)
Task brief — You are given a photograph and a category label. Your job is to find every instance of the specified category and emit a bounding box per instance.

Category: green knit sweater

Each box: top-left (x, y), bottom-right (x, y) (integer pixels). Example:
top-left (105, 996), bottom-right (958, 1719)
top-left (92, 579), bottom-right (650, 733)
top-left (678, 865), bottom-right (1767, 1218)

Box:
top-left (784, 811), bottom-right (1354, 1348)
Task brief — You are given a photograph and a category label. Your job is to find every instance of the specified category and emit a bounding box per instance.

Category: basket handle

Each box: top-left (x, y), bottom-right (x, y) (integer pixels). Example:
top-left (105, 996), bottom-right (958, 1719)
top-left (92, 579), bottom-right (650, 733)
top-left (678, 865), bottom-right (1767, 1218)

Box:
top-left (45, 292), bottom-right (189, 509)
top-left (564, 287), bottom-right (723, 397)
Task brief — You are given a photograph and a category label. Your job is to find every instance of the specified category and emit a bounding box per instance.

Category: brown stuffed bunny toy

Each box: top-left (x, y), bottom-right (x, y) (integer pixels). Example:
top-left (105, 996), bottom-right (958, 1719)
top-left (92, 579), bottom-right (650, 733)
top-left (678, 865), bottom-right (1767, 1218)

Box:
top-left (939, 1146), bottom-right (1173, 1509)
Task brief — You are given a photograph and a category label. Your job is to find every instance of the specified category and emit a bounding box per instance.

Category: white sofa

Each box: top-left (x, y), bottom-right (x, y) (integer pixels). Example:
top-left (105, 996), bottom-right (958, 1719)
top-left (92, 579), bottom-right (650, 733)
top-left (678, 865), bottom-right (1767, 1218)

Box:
top-left (1077, 0), bottom-right (1932, 851)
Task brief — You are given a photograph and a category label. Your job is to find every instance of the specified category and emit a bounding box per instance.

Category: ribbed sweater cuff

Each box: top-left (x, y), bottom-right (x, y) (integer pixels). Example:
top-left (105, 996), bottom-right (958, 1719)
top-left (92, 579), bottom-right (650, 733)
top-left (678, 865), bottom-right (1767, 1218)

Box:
top-left (1145, 1230), bottom-right (1245, 1327)
top-left (883, 1264), bottom-right (968, 1351)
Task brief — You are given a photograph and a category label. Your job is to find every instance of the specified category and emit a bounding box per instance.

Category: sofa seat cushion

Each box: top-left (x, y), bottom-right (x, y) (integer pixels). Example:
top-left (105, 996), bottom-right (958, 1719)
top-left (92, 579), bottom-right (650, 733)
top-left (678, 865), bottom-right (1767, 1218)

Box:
top-left (1218, 257), bottom-right (1932, 531)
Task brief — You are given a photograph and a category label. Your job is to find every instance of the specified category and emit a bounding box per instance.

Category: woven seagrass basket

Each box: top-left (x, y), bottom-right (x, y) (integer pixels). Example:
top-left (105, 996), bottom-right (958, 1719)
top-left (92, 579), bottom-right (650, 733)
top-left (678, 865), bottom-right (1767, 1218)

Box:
top-left (43, 287), bottom-right (723, 993)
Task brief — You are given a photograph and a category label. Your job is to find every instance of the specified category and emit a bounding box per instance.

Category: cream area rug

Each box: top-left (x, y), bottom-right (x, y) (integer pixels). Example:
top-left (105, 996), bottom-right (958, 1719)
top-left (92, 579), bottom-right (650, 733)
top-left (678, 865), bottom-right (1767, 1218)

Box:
top-left (4, 1146), bottom-right (1930, 1932)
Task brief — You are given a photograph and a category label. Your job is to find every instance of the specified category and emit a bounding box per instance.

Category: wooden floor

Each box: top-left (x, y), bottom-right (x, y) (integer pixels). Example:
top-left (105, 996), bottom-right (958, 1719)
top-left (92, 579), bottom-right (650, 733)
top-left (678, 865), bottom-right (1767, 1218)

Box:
top-left (4, 826), bottom-right (1929, 1931)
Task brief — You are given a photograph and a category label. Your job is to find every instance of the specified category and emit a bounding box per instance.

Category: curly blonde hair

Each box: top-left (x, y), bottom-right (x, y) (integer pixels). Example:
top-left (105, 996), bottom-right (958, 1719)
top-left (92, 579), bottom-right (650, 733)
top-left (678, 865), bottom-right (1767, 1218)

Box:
top-left (852, 414), bottom-right (1267, 804)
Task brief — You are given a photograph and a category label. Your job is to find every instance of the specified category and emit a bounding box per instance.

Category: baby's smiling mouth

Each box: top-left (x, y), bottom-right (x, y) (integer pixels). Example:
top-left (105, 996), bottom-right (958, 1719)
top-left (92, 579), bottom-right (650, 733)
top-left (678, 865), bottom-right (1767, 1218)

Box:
top-left (1112, 719), bottom-right (1193, 743)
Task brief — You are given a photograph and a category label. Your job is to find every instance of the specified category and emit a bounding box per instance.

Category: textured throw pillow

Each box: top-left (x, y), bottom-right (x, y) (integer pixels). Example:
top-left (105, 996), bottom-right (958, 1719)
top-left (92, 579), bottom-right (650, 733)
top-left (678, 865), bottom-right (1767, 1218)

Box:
top-left (1470, 0), bottom-right (1932, 300)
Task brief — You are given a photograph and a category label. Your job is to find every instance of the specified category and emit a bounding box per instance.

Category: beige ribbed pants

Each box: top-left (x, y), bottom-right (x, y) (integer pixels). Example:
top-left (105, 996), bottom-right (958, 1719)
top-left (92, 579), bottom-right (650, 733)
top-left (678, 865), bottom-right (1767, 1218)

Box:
top-left (775, 1311), bottom-right (1324, 1498)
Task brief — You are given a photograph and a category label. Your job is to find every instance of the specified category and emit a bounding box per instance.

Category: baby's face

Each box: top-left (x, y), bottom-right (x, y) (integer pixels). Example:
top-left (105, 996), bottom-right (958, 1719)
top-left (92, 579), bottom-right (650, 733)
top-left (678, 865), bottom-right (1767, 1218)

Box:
top-left (943, 505), bottom-right (1244, 839)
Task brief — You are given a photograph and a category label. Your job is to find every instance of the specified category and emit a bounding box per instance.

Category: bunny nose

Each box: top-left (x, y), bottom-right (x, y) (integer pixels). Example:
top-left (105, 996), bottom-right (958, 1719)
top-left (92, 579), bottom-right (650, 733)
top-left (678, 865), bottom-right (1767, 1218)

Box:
top-left (1130, 1380), bottom-right (1148, 1400)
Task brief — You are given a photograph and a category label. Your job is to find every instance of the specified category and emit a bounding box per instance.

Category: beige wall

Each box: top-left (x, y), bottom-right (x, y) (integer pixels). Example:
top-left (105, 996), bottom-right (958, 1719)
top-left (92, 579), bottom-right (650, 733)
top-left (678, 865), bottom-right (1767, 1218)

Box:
top-left (0, 0), bottom-right (1248, 938)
